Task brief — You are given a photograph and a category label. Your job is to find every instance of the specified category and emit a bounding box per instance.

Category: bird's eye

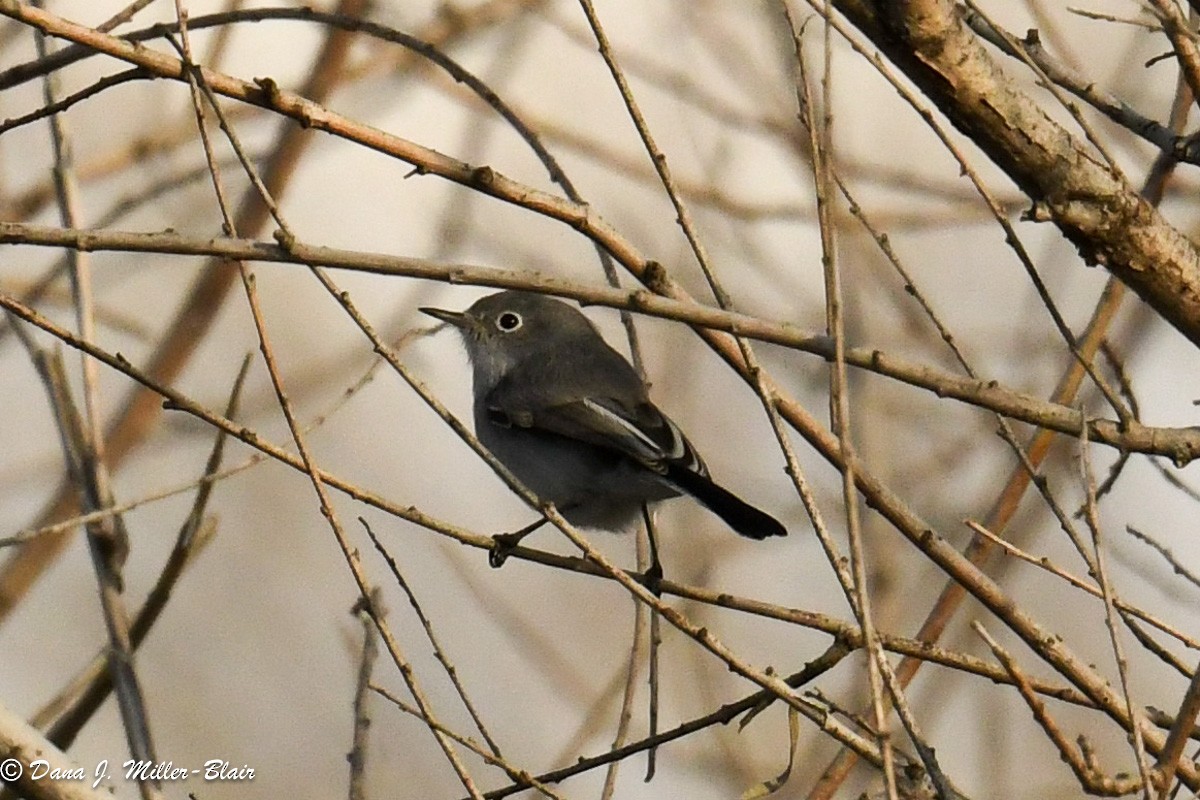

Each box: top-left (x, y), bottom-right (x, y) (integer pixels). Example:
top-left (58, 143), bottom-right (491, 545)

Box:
top-left (496, 311), bottom-right (523, 332)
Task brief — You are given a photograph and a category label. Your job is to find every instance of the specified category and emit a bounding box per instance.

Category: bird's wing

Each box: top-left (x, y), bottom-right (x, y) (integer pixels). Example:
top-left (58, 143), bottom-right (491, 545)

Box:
top-left (483, 360), bottom-right (708, 476)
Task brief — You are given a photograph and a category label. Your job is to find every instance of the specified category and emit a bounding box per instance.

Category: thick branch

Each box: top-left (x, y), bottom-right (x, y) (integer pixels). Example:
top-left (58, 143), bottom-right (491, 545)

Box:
top-left (834, 0), bottom-right (1200, 348)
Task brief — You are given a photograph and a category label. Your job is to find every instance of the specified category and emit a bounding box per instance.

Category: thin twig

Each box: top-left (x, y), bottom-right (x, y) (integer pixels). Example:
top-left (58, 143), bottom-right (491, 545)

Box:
top-left (1146, 0), bottom-right (1200, 112)
top-left (24, 347), bottom-right (161, 799)
top-left (601, 519), bottom-right (650, 796)
top-left (472, 646), bottom-right (858, 799)
top-left (5, 220), bottom-right (1200, 465)
top-left (1126, 525), bottom-right (1200, 592)
top-left (799, 4), bottom-right (1194, 790)
top-left (0, 0), bottom-right (367, 626)
top-left (38, 355), bottom-right (251, 745)
top-left (30, 17), bottom-right (151, 774)
top-left (1080, 429), bottom-right (1155, 798)
top-left (791, 9), bottom-right (900, 795)
top-left (98, 0), bottom-right (157, 32)
top-left (361, 520), bottom-right (505, 758)
top-left (964, 521), bottom-right (1199, 651)
top-left (2, 335), bottom-right (392, 548)
top-left (370, 686), bottom-right (567, 800)
top-left (1154, 666), bottom-right (1200, 799)
top-left (180, 0), bottom-right (485, 787)
top-left (349, 595), bottom-right (379, 800)
top-left (974, 621), bottom-right (1142, 796)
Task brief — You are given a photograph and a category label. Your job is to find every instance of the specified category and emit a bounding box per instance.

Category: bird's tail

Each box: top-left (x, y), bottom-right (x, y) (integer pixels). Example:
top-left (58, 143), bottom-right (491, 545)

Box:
top-left (666, 466), bottom-right (787, 540)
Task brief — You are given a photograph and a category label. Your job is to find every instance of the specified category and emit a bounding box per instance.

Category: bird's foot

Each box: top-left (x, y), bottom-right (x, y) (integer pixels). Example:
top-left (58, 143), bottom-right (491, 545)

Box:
top-left (488, 517), bottom-right (549, 568)
top-left (488, 532), bottom-right (527, 568)
top-left (643, 562), bottom-right (663, 597)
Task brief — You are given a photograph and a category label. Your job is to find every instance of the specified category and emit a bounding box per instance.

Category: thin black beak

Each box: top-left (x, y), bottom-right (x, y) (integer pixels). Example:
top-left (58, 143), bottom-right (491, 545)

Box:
top-left (419, 306), bottom-right (470, 329)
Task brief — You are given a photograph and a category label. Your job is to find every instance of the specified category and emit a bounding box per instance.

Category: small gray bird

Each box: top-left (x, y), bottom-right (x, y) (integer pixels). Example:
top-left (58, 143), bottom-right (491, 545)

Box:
top-left (421, 291), bottom-right (787, 557)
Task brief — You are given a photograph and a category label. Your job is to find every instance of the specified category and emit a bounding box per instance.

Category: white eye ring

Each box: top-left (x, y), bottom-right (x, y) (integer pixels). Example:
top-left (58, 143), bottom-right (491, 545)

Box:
top-left (496, 311), bottom-right (523, 332)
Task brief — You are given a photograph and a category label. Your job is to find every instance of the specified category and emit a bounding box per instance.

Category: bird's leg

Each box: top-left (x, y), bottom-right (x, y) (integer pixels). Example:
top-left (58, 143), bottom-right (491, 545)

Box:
top-left (642, 505), bottom-right (663, 597)
top-left (489, 516), bottom-right (549, 568)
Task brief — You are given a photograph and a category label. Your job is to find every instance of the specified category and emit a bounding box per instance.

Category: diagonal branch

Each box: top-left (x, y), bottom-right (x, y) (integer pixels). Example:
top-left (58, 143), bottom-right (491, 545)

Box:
top-left (829, 0), bottom-right (1200, 347)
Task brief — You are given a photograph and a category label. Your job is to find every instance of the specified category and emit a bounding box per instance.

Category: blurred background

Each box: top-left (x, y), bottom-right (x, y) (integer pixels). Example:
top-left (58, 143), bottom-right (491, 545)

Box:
top-left (1, 1), bottom-right (1199, 798)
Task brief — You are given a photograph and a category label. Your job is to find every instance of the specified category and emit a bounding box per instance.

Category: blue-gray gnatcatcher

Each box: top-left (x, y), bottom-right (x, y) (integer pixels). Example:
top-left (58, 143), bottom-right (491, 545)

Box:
top-left (421, 291), bottom-right (787, 555)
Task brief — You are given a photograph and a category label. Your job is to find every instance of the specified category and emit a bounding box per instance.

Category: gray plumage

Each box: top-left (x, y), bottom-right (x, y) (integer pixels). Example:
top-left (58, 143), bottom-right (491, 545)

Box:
top-left (422, 290), bottom-right (786, 539)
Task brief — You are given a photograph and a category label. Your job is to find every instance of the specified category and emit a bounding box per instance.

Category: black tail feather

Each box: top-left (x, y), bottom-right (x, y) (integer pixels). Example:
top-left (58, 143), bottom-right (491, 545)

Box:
top-left (666, 466), bottom-right (787, 540)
